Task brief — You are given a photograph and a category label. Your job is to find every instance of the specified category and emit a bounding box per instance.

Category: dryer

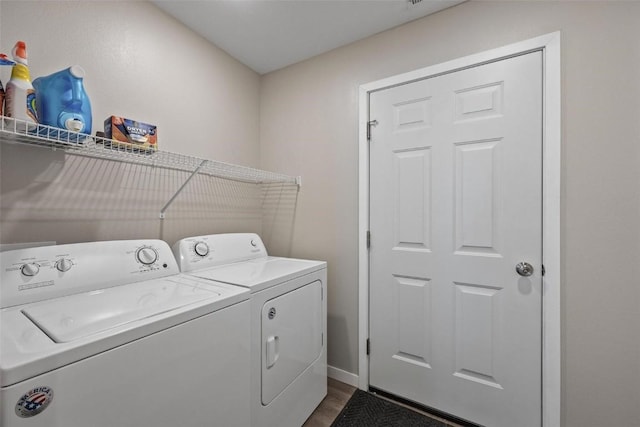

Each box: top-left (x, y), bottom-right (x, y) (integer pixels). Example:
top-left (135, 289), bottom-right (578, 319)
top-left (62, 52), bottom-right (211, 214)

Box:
top-left (173, 233), bottom-right (327, 427)
top-left (1, 240), bottom-right (251, 427)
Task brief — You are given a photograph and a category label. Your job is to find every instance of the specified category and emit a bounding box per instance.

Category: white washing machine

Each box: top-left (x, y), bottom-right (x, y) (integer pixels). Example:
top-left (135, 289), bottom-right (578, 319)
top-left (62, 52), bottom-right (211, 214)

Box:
top-left (173, 233), bottom-right (327, 427)
top-left (0, 239), bottom-right (251, 427)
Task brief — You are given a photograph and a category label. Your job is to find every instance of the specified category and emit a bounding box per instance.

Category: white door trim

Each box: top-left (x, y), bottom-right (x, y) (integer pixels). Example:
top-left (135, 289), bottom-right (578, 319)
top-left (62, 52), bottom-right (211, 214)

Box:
top-left (358, 32), bottom-right (561, 427)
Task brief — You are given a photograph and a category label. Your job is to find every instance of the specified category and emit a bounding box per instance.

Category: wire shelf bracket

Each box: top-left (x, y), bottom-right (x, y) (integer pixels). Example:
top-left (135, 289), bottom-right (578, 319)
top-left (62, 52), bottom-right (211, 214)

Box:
top-left (159, 159), bottom-right (208, 220)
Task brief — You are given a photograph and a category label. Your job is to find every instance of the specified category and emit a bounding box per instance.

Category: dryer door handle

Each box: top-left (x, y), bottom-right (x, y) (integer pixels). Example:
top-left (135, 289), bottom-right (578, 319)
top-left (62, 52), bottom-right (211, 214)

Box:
top-left (266, 335), bottom-right (280, 369)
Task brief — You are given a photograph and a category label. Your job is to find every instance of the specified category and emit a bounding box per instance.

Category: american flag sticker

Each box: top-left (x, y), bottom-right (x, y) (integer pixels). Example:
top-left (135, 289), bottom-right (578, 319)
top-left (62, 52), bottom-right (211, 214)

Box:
top-left (15, 386), bottom-right (54, 418)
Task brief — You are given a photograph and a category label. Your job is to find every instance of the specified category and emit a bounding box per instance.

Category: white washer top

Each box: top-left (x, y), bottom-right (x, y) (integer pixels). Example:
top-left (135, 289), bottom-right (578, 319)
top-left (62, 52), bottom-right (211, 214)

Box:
top-left (187, 256), bottom-right (326, 293)
top-left (0, 240), bottom-right (250, 387)
top-left (23, 276), bottom-right (226, 343)
top-left (173, 233), bottom-right (326, 293)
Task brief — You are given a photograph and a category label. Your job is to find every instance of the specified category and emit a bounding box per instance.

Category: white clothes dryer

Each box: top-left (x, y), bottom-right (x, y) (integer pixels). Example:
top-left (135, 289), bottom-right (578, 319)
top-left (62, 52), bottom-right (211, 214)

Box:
top-left (1, 239), bottom-right (251, 427)
top-left (173, 233), bottom-right (327, 427)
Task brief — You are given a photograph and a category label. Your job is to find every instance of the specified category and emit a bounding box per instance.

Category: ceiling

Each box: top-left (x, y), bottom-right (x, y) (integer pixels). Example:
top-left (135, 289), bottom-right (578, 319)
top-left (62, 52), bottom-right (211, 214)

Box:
top-left (152, 0), bottom-right (465, 74)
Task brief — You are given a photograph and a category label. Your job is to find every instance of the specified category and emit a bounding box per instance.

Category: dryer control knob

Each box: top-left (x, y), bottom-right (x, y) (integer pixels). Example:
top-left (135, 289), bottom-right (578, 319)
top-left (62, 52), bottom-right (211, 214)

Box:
top-left (55, 258), bottom-right (73, 272)
top-left (136, 247), bottom-right (158, 265)
top-left (194, 241), bottom-right (209, 257)
top-left (21, 263), bottom-right (40, 277)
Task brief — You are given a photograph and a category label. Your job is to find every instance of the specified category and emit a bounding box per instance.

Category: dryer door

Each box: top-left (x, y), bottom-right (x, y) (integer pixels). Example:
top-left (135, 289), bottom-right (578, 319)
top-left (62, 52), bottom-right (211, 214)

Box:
top-left (261, 280), bottom-right (322, 405)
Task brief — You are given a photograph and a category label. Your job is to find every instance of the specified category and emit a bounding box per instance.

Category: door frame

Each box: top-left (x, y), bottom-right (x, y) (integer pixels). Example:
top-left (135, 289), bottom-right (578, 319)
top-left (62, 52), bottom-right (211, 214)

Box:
top-left (358, 32), bottom-right (561, 427)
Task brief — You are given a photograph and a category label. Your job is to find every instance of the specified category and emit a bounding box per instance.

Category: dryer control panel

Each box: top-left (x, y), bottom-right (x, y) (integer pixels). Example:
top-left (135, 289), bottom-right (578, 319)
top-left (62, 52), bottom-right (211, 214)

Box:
top-left (173, 233), bottom-right (268, 272)
top-left (0, 240), bottom-right (180, 309)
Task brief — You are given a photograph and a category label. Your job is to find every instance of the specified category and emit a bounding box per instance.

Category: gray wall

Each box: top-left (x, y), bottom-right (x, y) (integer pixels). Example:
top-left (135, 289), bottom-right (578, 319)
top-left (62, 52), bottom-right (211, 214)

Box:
top-left (259, 2), bottom-right (640, 426)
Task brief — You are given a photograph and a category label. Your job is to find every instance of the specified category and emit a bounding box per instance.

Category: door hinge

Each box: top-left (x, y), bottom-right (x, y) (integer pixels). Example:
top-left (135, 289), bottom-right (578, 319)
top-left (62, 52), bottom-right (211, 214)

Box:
top-left (367, 120), bottom-right (378, 141)
top-left (366, 230), bottom-right (371, 249)
top-left (541, 264), bottom-right (546, 276)
top-left (366, 338), bottom-right (370, 356)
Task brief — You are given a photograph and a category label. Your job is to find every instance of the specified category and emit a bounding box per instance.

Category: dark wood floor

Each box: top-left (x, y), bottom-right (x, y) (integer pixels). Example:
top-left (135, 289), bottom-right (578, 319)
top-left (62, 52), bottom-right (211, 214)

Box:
top-left (303, 378), bottom-right (356, 427)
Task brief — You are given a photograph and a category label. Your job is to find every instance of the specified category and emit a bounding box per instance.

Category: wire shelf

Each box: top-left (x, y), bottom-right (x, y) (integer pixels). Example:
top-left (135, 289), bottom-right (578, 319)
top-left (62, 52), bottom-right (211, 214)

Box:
top-left (0, 116), bottom-right (299, 185)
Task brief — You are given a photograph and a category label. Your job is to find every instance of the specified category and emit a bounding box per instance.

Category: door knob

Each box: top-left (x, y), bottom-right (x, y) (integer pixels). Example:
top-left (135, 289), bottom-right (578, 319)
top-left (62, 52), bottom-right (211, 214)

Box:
top-left (515, 262), bottom-right (534, 277)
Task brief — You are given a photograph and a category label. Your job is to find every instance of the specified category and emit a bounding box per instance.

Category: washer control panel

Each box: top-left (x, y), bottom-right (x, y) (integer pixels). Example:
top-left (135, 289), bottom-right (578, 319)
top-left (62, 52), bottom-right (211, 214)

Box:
top-left (18, 257), bottom-right (76, 277)
top-left (172, 233), bottom-right (267, 272)
top-left (1, 240), bottom-right (180, 309)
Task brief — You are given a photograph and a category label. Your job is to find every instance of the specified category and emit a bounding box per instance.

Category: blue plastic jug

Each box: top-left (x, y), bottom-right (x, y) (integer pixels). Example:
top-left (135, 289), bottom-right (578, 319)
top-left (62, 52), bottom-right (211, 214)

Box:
top-left (33, 65), bottom-right (92, 134)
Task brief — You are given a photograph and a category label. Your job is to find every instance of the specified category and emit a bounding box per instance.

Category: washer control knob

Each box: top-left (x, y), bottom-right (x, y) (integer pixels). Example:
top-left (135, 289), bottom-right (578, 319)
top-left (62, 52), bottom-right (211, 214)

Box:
top-left (194, 241), bottom-right (209, 257)
top-left (21, 263), bottom-right (40, 277)
top-left (55, 258), bottom-right (73, 272)
top-left (136, 247), bottom-right (158, 265)
top-left (250, 239), bottom-right (258, 248)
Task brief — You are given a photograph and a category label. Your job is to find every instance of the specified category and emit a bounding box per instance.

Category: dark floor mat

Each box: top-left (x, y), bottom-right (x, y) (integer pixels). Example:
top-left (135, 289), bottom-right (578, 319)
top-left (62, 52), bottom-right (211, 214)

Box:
top-left (330, 389), bottom-right (447, 427)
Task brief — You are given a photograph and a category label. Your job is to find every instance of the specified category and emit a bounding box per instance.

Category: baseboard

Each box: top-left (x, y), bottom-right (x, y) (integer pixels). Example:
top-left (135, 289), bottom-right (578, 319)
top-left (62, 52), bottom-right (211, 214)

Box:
top-left (328, 365), bottom-right (359, 387)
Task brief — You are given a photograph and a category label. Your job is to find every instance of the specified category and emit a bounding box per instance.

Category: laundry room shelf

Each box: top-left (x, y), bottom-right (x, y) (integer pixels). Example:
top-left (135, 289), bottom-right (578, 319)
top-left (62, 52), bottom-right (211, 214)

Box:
top-left (0, 116), bottom-right (300, 186)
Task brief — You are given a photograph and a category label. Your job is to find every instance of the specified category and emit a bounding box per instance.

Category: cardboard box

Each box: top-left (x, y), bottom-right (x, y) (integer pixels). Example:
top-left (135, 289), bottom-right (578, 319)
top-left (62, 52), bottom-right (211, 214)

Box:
top-left (104, 116), bottom-right (157, 152)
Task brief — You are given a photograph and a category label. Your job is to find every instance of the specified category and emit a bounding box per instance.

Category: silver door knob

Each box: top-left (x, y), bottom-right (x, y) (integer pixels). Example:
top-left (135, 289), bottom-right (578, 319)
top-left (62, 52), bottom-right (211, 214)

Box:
top-left (516, 262), bottom-right (534, 277)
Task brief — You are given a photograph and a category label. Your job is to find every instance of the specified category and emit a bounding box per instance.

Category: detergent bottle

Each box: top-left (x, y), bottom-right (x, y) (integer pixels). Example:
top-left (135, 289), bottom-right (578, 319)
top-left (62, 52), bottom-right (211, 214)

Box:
top-left (33, 65), bottom-right (92, 135)
top-left (0, 53), bottom-right (17, 117)
top-left (4, 41), bottom-right (38, 127)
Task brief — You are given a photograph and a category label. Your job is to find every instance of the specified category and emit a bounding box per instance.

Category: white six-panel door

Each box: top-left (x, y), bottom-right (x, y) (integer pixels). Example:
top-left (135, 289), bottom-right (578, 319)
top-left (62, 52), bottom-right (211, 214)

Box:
top-left (369, 51), bottom-right (543, 427)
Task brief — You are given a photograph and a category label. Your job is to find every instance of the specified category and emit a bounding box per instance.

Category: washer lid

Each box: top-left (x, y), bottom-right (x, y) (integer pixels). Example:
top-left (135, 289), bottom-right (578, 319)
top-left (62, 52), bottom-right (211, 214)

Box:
top-left (192, 257), bottom-right (326, 293)
top-left (22, 277), bottom-right (223, 343)
top-left (1, 275), bottom-right (249, 387)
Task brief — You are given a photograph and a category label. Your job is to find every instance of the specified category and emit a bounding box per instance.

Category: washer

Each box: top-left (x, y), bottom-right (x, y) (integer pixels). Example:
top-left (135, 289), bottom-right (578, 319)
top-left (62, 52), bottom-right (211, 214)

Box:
top-left (1, 239), bottom-right (251, 427)
top-left (173, 233), bottom-right (327, 427)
